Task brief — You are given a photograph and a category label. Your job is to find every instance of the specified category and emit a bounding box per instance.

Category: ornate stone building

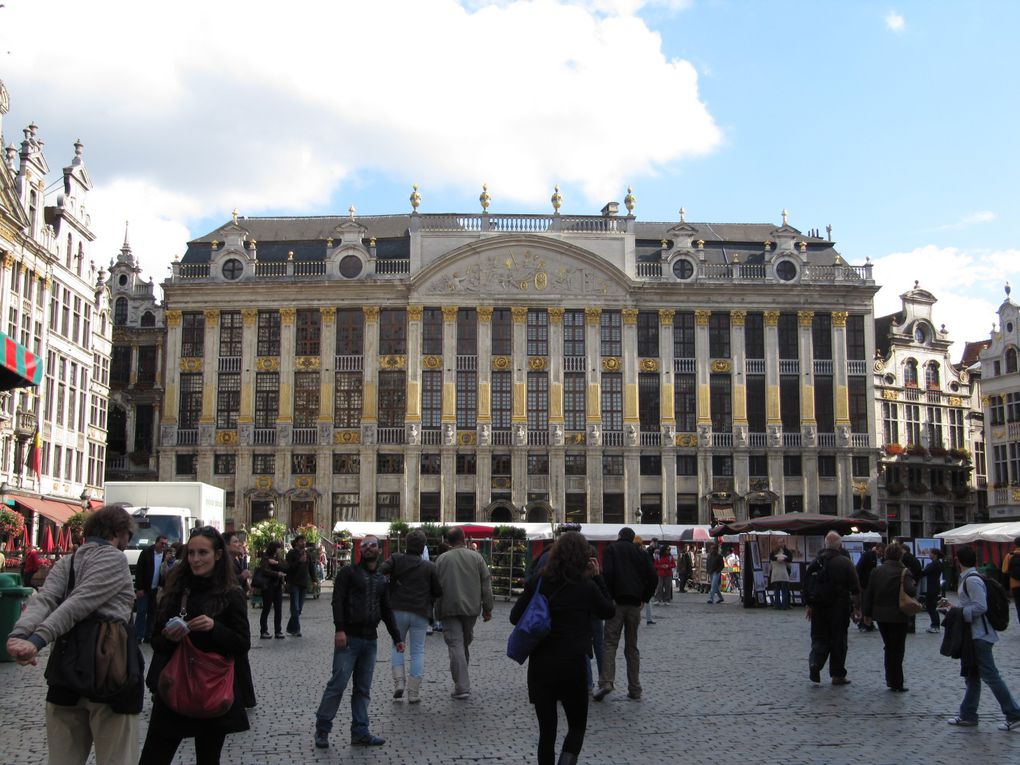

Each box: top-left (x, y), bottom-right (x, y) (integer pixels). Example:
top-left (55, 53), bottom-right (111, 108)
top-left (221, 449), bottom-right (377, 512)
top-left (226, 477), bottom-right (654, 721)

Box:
top-left (105, 228), bottom-right (164, 481)
top-left (0, 78), bottom-right (111, 531)
top-left (980, 285), bottom-right (1020, 521)
top-left (873, 284), bottom-right (984, 537)
top-left (159, 192), bottom-right (879, 530)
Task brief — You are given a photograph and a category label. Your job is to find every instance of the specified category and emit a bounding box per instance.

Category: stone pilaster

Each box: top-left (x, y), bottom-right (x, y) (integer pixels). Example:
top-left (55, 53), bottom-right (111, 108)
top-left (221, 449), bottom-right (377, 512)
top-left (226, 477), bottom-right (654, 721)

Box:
top-left (277, 308), bottom-right (295, 423)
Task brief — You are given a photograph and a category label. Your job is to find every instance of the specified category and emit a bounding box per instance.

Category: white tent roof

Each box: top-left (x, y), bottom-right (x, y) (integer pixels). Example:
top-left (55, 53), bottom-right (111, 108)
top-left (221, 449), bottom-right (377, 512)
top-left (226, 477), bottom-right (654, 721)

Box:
top-left (936, 522), bottom-right (1020, 545)
top-left (331, 521), bottom-right (711, 542)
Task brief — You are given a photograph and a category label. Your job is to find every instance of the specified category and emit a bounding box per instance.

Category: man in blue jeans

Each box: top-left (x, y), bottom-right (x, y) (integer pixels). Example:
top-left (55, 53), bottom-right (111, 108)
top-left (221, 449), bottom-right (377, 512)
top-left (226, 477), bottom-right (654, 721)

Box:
top-left (285, 535), bottom-right (315, 636)
top-left (944, 545), bottom-right (1020, 730)
top-left (315, 535), bottom-right (404, 749)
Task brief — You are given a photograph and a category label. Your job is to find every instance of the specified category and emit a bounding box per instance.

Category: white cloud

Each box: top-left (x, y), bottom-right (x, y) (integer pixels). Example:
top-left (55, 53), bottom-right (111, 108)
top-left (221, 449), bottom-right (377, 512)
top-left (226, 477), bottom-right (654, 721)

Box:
top-left (937, 210), bottom-right (996, 231)
top-left (885, 11), bottom-right (905, 32)
top-left (871, 244), bottom-right (1020, 359)
top-left (1, 0), bottom-right (720, 285)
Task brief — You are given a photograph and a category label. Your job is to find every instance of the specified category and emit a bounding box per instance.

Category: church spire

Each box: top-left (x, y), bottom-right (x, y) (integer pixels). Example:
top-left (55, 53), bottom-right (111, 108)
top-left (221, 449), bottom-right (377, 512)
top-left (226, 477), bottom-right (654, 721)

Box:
top-left (118, 220), bottom-right (136, 267)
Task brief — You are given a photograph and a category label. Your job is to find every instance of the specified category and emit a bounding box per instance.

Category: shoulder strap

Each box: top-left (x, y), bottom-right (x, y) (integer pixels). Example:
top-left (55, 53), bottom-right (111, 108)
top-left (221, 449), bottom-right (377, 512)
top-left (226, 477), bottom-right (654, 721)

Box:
top-left (63, 554), bottom-right (76, 599)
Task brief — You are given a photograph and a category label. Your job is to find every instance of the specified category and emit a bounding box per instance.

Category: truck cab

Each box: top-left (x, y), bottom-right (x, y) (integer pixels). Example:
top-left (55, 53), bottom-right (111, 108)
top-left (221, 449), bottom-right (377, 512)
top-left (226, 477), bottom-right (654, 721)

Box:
top-left (123, 506), bottom-right (195, 574)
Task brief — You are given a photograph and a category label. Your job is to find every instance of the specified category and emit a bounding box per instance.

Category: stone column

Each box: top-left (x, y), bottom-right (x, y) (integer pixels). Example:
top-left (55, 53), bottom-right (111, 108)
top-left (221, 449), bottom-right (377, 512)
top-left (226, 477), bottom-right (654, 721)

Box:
top-left (476, 307), bottom-right (493, 428)
top-left (359, 307), bottom-right (380, 521)
top-left (621, 309), bottom-right (640, 519)
top-left (659, 310), bottom-right (676, 523)
top-left (239, 309), bottom-right (257, 428)
top-left (764, 310), bottom-right (784, 501)
top-left (548, 308), bottom-right (564, 521)
top-left (277, 308), bottom-right (296, 425)
top-left (406, 306), bottom-right (424, 429)
top-left (440, 306), bottom-right (458, 522)
top-left (798, 310), bottom-right (818, 511)
top-left (695, 309), bottom-right (712, 523)
top-left (832, 311), bottom-right (852, 514)
top-left (731, 310), bottom-right (748, 509)
top-left (511, 306), bottom-right (528, 510)
top-left (585, 308), bottom-right (603, 520)
top-left (162, 310), bottom-right (182, 427)
top-left (199, 309), bottom-right (219, 423)
top-left (319, 307), bottom-right (337, 426)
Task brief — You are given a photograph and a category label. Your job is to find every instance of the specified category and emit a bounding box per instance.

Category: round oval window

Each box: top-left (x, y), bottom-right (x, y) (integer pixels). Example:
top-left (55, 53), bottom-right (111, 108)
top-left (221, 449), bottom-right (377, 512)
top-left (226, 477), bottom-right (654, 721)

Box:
top-left (221, 258), bottom-right (244, 280)
top-left (118, 274), bottom-right (128, 286)
top-left (672, 259), bottom-right (694, 280)
top-left (339, 255), bottom-right (363, 278)
top-left (776, 260), bottom-right (797, 281)
top-left (1008, 322), bottom-right (1015, 333)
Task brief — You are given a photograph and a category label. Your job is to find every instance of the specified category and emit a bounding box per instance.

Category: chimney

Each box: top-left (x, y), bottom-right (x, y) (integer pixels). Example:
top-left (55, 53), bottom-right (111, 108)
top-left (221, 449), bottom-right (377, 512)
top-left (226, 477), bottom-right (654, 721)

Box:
top-left (601, 202), bottom-right (619, 217)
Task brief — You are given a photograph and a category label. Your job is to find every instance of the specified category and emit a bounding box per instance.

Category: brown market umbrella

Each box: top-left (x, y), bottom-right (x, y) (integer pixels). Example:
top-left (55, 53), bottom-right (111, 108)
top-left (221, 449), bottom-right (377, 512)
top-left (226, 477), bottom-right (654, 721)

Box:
top-left (710, 512), bottom-right (885, 537)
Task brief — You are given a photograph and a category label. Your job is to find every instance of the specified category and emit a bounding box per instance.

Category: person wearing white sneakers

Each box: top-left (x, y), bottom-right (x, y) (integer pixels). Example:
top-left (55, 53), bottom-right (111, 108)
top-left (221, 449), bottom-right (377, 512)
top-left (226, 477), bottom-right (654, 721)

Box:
top-left (943, 546), bottom-right (1020, 731)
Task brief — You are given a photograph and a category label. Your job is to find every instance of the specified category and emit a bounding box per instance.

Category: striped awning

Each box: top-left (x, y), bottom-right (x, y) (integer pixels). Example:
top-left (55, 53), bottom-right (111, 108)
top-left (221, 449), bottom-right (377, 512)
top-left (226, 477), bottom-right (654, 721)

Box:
top-left (0, 331), bottom-right (42, 390)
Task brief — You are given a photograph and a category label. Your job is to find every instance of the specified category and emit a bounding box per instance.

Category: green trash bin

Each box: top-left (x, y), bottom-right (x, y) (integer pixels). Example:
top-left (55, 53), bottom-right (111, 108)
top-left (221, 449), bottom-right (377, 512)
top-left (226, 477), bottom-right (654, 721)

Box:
top-left (0, 572), bottom-right (35, 662)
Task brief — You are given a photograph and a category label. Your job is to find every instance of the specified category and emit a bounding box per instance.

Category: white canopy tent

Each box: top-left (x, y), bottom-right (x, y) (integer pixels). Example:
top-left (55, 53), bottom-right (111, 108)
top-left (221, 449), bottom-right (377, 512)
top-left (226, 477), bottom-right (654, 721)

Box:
top-left (331, 521), bottom-right (713, 542)
top-left (936, 522), bottom-right (1020, 545)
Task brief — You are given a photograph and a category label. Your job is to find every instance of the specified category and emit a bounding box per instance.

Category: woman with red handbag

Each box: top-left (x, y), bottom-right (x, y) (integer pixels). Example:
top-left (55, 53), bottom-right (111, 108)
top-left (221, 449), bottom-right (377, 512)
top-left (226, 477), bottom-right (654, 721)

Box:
top-left (139, 527), bottom-right (254, 765)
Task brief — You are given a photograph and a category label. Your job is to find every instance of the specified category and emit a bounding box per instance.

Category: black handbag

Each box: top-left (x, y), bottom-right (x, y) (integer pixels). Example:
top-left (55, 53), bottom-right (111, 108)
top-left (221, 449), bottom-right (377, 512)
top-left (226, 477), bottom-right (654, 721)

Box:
top-left (44, 557), bottom-right (144, 708)
top-left (251, 567), bottom-right (270, 590)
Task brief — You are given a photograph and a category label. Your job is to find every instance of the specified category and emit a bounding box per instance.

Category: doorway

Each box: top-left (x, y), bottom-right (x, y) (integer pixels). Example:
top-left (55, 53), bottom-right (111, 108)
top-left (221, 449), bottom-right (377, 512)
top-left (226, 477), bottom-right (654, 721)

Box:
top-left (291, 500), bottom-right (314, 528)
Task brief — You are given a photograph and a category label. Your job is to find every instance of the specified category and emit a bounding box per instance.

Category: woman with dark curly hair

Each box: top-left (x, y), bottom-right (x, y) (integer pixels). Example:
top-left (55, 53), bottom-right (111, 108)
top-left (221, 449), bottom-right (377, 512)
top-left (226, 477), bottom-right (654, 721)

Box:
top-left (139, 526), bottom-right (254, 764)
top-left (510, 531), bottom-right (615, 765)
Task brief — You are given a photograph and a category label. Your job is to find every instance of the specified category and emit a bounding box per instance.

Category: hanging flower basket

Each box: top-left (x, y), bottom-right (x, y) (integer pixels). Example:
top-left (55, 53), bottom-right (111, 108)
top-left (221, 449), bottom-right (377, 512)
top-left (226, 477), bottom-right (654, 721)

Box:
top-left (67, 511), bottom-right (89, 544)
top-left (0, 507), bottom-right (26, 542)
top-left (884, 443), bottom-right (905, 456)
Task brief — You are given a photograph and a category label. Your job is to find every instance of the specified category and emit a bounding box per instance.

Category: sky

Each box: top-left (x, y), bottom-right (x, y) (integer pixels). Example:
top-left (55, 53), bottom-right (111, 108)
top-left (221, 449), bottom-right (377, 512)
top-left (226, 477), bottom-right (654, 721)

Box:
top-left (1, 0), bottom-right (1017, 359)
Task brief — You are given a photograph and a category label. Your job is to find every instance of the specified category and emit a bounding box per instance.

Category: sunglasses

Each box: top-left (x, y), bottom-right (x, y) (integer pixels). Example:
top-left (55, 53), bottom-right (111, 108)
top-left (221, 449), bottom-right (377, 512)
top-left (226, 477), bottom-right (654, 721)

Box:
top-left (361, 541), bottom-right (379, 549)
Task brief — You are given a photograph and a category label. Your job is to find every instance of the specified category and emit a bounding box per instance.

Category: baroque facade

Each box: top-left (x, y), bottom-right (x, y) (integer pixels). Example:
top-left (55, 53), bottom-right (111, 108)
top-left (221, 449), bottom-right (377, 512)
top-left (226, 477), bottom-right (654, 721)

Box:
top-left (980, 285), bottom-right (1020, 521)
top-left (0, 79), bottom-right (111, 529)
top-left (873, 284), bottom-right (984, 537)
top-left (158, 194), bottom-right (879, 530)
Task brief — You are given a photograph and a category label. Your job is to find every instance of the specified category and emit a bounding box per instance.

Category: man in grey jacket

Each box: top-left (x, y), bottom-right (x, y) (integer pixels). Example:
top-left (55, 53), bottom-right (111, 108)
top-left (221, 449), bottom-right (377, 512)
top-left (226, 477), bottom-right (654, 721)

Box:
top-left (435, 527), bottom-right (494, 700)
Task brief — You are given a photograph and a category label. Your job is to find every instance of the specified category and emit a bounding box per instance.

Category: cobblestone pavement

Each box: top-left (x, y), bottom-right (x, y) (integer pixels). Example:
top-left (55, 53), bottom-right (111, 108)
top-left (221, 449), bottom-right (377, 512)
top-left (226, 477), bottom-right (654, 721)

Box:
top-left (2, 586), bottom-right (1019, 764)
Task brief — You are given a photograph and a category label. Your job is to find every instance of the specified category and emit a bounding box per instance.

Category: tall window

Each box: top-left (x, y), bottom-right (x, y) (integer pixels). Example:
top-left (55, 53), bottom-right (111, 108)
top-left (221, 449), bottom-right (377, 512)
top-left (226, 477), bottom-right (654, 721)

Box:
top-left (904, 404), bottom-right (921, 445)
top-left (295, 309), bottom-right (321, 356)
top-left (379, 309), bottom-right (407, 355)
top-left (600, 311), bottom-right (621, 356)
top-left (219, 312), bottom-right (243, 357)
top-left (216, 373), bottom-right (240, 429)
top-left (456, 371), bottom-right (477, 429)
top-left (904, 359), bottom-right (919, 387)
top-left (253, 454), bottom-right (275, 475)
top-left (948, 408), bottom-right (964, 449)
top-left (491, 371), bottom-right (512, 430)
top-left (181, 312), bottom-right (205, 357)
top-left (846, 314), bottom-right (866, 360)
top-left (563, 310), bottom-right (585, 357)
top-left (710, 374), bottom-right (732, 431)
top-left (747, 376), bottom-right (765, 432)
top-left (849, 378), bottom-right (868, 433)
top-left (456, 309), bottom-right (477, 355)
top-left (421, 371), bottom-right (442, 428)
top-left (110, 346), bottom-right (131, 385)
top-left (674, 312), bottom-right (695, 358)
top-left (334, 372), bottom-right (363, 428)
top-left (744, 313), bottom-right (764, 359)
top-left (926, 405), bottom-right (944, 448)
top-left (422, 308), bottom-right (443, 355)
top-left (675, 374), bottom-right (696, 432)
top-left (178, 373), bottom-right (203, 428)
top-left (812, 313), bottom-right (832, 360)
top-left (114, 297), bottom-right (128, 326)
top-left (639, 373), bottom-right (660, 431)
top-left (333, 492), bottom-right (360, 524)
top-left (883, 401), bottom-right (900, 444)
top-left (777, 313), bottom-right (798, 359)
top-left (293, 372), bottom-right (320, 427)
top-left (527, 372), bottom-right (548, 432)
top-left (491, 309), bottom-right (512, 356)
top-left (336, 309), bottom-right (364, 355)
top-left (815, 377), bottom-right (834, 433)
top-left (257, 311), bottom-right (280, 356)
top-left (708, 313), bottom-right (730, 358)
top-left (378, 371), bottom-right (406, 427)
top-left (1007, 347), bottom-right (1018, 374)
top-left (925, 362), bottom-right (940, 390)
top-left (602, 373), bottom-right (623, 431)
top-left (780, 375), bottom-right (800, 431)
top-left (564, 372), bottom-right (585, 431)
top-left (527, 310), bottom-right (548, 356)
top-left (254, 372), bottom-right (279, 428)
top-left (637, 312), bottom-right (659, 357)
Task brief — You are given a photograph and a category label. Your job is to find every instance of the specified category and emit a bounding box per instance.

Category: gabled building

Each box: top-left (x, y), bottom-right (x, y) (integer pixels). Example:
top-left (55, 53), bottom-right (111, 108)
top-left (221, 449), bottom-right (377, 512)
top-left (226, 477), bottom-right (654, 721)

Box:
top-left (158, 191), bottom-right (880, 532)
top-left (0, 78), bottom-right (111, 536)
top-left (980, 285), bottom-right (1020, 521)
top-left (874, 283), bottom-right (983, 537)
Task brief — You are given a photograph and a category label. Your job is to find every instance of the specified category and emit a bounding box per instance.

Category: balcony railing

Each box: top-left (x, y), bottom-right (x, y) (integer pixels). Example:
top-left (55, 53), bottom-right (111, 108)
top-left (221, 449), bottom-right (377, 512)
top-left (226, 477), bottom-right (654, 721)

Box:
top-left (492, 429), bottom-right (513, 446)
top-left (418, 213), bottom-right (627, 234)
top-left (814, 359), bottom-right (833, 375)
top-left (456, 355), bottom-right (477, 372)
top-left (713, 432), bottom-right (733, 448)
top-left (748, 432), bottom-right (768, 447)
top-left (564, 356), bottom-right (586, 372)
top-left (1009, 422), bottom-right (1020, 441)
top-left (675, 358), bottom-right (696, 374)
top-left (817, 432), bottom-right (836, 447)
top-left (378, 427), bottom-right (407, 445)
top-left (603, 431), bottom-right (623, 447)
top-left (335, 355), bottom-right (363, 372)
top-left (779, 360), bottom-right (800, 375)
top-left (640, 432), bottom-right (660, 447)
top-left (374, 259), bottom-right (410, 276)
top-left (254, 428), bottom-right (276, 445)
top-left (783, 432), bottom-right (802, 448)
top-left (637, 262), bottom-right (662, 278)
top-left (421, 428), bottom-right (441, 446)
top-left (292, 428), bottom-right (317, 445)
top-left (177, 429), bottom-right (198, 446)
top-left (847, 360), bottom-right (868, 376)
top-left (745, 359), bottom-right (765, 375)
top-left (529, 430), bottom-right (549, 446)
top-left (851, 433), bottom-right (873, 449)
top-left (218, 357), bottom-right (241, 372)
top-left (14, 410), bottom-right (37, 437)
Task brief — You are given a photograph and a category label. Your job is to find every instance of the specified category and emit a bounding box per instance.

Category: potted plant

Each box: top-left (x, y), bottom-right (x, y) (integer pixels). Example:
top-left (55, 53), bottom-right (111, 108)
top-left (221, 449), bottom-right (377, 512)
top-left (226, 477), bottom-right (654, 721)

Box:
top-left (66, 511), bottom-right (89, 545)
top-left (929, 446), bottom-right (948, 458)
top-left (247, 519), bottom-right (287, 558)
top-left (885, 481), bottom-right (906, 496)
top-left (907, 481), bottom-right (929, 495)
top-left (294, 522), bottom-right (320, 546)
top-left (905, 444), bottom-right (927, 457)
top-left (884, 443), bottom-right (905, 456)
top-left (949, 448), bottom-right (971, 461)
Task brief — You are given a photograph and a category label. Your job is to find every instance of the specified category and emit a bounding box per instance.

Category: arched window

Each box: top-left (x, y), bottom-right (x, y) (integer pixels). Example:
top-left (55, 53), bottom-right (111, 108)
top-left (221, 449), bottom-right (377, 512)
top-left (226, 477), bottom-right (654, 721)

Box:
top-left (903, 359), bottom-right (918, 388)
top-left (925, 362), bottom-right (940, 389)
top-left (114, 297), bottom-right (128, 326)
top-left (1007, 347), bottom-right (1018, 374)
top-left (140, 311), bottom-right (155, 327)
top-left (66, 233), bottom-right (73, 267)
top-left (77, 243), bottom-right (84, 276)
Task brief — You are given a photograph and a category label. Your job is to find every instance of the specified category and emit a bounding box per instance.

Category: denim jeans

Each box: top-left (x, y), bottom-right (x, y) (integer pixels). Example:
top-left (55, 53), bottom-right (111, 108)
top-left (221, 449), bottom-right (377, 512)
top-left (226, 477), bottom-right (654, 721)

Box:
top-left (586, 618), bottom-right (605, 688)
top-left (392, 611), bottom-right (428, 678)
top-left (773, 581), bottom-right (790, 609)
top-left (959, 638), bottom-right (1020, 722)
top-left (287, 586), bottom-right (306, 634)
top-left (708, 572), bottom-right (723, 603)
top-left (134, 589), bottom-right (157, 641)
top-left (315, 636), bottom-right (377, 740)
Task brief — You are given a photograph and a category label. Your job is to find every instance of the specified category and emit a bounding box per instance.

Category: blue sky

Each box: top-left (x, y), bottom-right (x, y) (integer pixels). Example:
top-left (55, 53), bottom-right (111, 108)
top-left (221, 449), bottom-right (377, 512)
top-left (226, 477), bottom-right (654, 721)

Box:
top-left (1, 0), bottom-right (1017, 354)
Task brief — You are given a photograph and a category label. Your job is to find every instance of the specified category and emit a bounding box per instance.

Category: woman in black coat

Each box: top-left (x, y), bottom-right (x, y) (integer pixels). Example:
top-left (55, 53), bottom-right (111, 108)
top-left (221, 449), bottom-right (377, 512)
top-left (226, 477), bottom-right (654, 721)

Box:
top-left (510, 531), bottom-right (615, 765)
top-left (258, 541), bottom-right (288, 639)
top-left (919, 548), bottom-right (945, 633)
top-left (862, 542), bottom-right (917, 693)
top-left (140, 527), bottom-right (254, 765)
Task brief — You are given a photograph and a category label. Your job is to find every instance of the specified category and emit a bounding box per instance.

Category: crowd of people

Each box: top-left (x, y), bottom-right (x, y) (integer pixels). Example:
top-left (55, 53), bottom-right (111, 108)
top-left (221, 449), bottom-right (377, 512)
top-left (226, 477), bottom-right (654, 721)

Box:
top-left (5, 518), bottom-right (1020, 764)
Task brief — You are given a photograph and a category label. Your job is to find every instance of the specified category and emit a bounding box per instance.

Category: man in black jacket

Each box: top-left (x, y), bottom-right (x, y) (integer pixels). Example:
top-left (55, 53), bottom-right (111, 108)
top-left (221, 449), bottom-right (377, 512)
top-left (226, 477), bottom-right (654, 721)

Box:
top-left (133, 535), bottom-right (168, 642)
top-left (807, 532), bottom-right (862, 686)
top-left (314, 535), bottom-right (404, 750)
top-left (285, 535), bottom-right (316, 636)
top-left (593, 527), bottom-right (657, 702)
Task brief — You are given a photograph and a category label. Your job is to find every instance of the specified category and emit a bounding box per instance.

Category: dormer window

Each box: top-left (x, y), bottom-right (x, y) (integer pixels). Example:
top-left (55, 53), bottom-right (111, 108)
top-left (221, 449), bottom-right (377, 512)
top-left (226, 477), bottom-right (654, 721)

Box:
top-left (221, 258), bottom-right (244, 281)
top-left (904, 359), bottom-right (918, 388)
top-left (114, 297), bottom-right (128, 326)
top-left (913, 324), bottom-right (927, 344)
top-left (141, 311), bottom-right (155, 327)
top-left (1007, 347), bottom-right (1018, 374)
top-left (925, 362), bottom-right (940, 390)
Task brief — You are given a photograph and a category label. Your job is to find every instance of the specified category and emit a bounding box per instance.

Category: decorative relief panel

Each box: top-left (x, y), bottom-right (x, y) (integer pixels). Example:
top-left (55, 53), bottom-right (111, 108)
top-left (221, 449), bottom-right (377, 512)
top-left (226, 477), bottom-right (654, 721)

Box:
top-left (295, 356), bottom-right (321, 371)
top-left (710, 359), bottom-right (732, 373)
top-left (334, 430), bottom-right (362, 445)
top-left (254, 476), bottom-right (273, 491)
top-left (255, 357), bottom-right (280, 372)
top-left (695, 310), bottom-right (710, 326)
top-left (948, 396), bottom-right (963, 407)
top-left (295, 476), bottom-right (314, 490)
top-left (180, 358), bottom-right (202, 372)
top-left (567, 432), bottom-right (586, 445)
top-left (639, 358), bottom-right (660, 373)
top-left (675, 433), bottom-right (698, 448)
top-left (602, 357), bottom-right (622, 372)
top-left (380, 355), bottom-right (407, 370)
top-left (420, 248), bottom-right (621, 297)
top-left (528, 357), bottom-right (548, 371)
top-left (422, 355), bottom-right (442, 370)
top-left (458, 431), bottom-right (477, 445)
top-left (492, 356), bottom-right (511, 370)
top-left (215, 430), bottom-right (238, 445)
top-left (882, 389), bottom-right (899, 400)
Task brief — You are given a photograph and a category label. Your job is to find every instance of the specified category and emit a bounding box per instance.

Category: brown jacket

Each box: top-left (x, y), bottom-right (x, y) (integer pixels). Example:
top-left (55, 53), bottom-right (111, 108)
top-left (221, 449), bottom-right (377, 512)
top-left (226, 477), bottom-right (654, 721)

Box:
top-left (863, 559), bottom-right (917, 624)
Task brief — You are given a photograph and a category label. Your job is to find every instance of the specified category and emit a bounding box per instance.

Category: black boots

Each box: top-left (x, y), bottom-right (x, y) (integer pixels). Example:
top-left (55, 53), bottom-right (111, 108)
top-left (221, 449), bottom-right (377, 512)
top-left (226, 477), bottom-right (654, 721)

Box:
top-left (557, 752), bottom-right (578, 765)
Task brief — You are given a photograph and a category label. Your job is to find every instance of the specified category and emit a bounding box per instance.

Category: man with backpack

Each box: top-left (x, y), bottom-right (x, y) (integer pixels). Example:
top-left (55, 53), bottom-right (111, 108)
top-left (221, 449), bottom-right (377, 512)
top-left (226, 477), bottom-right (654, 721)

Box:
top-left (805, 531), bottom-right (861, 686)
top-left (943, 545), bottom-right (1020, 730)
top-left (1000, 536), bottom-right (1020, 625)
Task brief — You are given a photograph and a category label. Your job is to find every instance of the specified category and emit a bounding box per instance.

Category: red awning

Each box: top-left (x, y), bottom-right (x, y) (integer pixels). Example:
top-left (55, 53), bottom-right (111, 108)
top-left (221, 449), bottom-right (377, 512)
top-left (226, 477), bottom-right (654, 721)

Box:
top-left (0, 331), bottom-right (42, 390)
top-left (15, 496), bottom-right (75, 525)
